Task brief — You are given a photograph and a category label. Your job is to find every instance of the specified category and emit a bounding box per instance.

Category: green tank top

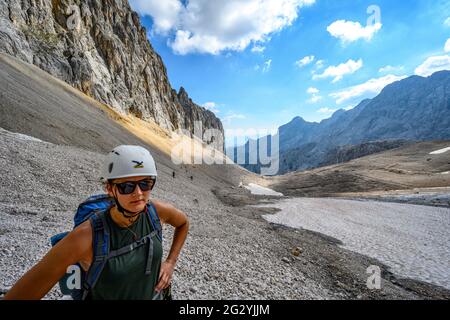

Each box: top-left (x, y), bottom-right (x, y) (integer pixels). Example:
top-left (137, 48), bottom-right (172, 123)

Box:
top-left (88, 208), bottom-right (163, 300)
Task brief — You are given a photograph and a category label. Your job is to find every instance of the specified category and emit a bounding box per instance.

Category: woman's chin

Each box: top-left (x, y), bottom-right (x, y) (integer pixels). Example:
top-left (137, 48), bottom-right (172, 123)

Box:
top-left (127, 200), bottom-right (146, 211)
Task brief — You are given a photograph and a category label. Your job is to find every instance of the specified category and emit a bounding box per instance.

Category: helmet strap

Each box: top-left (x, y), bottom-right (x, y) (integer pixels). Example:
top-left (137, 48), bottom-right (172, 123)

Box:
top-left (112, 188), bottom-right (142, 219)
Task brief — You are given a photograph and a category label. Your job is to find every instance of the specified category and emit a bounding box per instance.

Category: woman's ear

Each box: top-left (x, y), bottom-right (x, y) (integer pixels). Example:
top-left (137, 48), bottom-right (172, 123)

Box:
top-left (105, 182), bottom-right (114, 197)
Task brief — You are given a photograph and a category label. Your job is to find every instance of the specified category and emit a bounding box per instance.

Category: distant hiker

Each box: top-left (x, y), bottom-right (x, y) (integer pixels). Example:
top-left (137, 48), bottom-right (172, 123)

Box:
top-left (190, 175), bottom-right (193, 181)
top-left (172, 171), bottom-right (175, 178)
top-left (4, 145), bottom-right (189, 300)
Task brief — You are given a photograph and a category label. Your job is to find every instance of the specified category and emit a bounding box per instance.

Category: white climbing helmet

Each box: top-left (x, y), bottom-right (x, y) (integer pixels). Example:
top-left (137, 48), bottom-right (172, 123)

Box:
top-left (101, 145), bottom-right (157, 181)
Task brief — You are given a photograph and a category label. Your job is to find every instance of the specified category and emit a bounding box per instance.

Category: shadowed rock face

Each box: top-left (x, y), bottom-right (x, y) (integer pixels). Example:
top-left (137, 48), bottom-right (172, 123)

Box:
top-left (177, 87), bottom-right (224, 150)
top-left (0, 0), bottom-right (223, 140)
top-left (319, 140), bottom-right (412, 167)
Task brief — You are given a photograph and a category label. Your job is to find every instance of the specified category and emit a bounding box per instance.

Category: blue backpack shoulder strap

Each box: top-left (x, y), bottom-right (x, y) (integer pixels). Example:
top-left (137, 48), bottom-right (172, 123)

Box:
top-left (74, 194), bottom-right (114, 227)
top-left (147, 202), bottom-right (162, 242)
top-left (81, 210), bottom-right (110, 300)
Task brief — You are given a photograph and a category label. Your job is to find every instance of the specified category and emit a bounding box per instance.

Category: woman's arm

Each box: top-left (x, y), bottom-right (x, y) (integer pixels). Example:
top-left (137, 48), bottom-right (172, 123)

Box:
top-left (152, 200), bottom-right (189, 292)
top-left (3, 221), bottom-right (92, 300)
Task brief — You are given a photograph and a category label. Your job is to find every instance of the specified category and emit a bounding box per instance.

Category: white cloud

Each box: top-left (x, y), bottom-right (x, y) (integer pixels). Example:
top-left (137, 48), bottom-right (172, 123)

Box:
top-left (379, 65), bottom-right (404, 74)
top-left (415, 55), bottom-right (450, 77)
top-left (330, 74), bottom-right (407, 104)
top-left (315, 59), bottom-right (325, 69)
top-left (308, 95), bottom-right (322, 104)
top-left (317, 107), bottom-right (337, 114)
top-left (223, 113), bottom-right (247, 123)
top-left (132, 0), bottom-right (316, 55)
top-left (129, 0), bottom-right (182, 34)
top-left (344, 105), bottom-right (355, 111)
top-left (327, 20), bottom-right (382, 44)
top-left (307, 87), bottom-right (319, 94)
top-left (445, 17), bottom-right (450, 27)
top-left (445, 39), bottom-right (450, 53)
top-left (203, 102), bottom-right (220, 113)
top-left (170, 30), bottom-right (223, 55)
top-left (256, 59), bottom-right (273, 73)
top-left (263, 59), bottom-right (272, 72)
top-left (306, 87), bottom-right (322, 103)
top-left (313, 59), bottom-right (363, 83)
top-left (251, 45), bottom-right (266, 53)
top-left (295, 55), bottom-right (315, 68)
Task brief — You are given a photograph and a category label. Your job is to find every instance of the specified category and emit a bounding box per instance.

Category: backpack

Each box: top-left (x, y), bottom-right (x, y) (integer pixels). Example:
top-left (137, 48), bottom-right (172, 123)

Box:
top-left (50, 194), bottom-right (171, 300)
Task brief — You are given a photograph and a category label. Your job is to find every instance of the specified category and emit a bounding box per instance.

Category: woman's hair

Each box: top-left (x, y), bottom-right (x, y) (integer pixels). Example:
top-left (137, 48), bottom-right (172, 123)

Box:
top-left (102, 180), bottom-right (114, 193)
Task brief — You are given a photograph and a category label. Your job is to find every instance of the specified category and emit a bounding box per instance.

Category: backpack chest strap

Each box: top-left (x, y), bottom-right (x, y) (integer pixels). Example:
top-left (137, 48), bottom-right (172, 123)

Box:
top-left (107, 230), bottom-right (159, 276)
top-left (108, 230), bottom-right (158, 259)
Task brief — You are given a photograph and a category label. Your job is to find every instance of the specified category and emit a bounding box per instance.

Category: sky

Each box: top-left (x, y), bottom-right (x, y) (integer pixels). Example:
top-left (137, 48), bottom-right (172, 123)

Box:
top-left (129, 0), bottom-right (450, 147)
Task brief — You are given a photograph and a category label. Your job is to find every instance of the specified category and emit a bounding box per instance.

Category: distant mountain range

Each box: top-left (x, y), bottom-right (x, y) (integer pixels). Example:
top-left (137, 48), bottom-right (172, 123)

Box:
top-left (231, 70), bottom-right (450, 175)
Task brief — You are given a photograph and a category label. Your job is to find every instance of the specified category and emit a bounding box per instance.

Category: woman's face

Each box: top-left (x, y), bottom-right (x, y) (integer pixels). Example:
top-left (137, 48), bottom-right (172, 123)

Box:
top-left (106, 176), bottom-right (153, 213)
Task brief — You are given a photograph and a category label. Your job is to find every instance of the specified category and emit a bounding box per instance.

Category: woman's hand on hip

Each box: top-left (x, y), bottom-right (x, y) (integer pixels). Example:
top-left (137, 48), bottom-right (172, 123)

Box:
top-left (155, 260), bottom-right (175, 292)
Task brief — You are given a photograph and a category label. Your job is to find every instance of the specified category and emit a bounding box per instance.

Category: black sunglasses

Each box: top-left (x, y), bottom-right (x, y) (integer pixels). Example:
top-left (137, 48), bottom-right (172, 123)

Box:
top-left (113, 179), bottom-right (155, 195)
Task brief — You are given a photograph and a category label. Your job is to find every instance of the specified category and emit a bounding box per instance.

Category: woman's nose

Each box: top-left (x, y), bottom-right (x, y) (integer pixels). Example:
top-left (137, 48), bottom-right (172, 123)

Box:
top-left (134, 184), bottom-right (144, 195)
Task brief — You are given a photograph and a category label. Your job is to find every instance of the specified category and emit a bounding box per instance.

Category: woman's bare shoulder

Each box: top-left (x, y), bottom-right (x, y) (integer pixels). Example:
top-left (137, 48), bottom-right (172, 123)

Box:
top-left (150, 199), bottom-right (188, 226)
top-left (150, 199), bottom-right (173, 223)
top-left (72, 219), bottom-right (93, 238)
top-left (61, 220), bottom-right (93, 258)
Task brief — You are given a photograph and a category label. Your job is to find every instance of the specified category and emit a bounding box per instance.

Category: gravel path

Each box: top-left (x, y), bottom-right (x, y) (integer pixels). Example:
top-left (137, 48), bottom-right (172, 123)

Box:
top-left (259, 198), bottom-right (450, 290)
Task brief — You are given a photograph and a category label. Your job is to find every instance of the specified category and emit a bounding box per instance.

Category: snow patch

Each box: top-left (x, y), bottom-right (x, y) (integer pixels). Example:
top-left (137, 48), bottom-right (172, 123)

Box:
top-left (429, 147), bottom-right (450, 155)
top-left (0, 127), bottom-right (48, 143)
top-left (259, 197), bottom-right (450, 290)
top-left (245, 183), bottom-right (283, 196)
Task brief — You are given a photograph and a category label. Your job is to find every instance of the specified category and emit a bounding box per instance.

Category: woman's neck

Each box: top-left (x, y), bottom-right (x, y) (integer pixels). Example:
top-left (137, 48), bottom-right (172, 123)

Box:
top-left (110, 206), bottom-right (141, 228)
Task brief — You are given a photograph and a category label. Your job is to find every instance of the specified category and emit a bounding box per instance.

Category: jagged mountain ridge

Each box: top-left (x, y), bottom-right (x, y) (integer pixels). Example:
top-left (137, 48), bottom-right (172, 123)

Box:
top-left (0, 0), bottom-right (223, 142)
top-left (233, 71), bottom-right (450, 175)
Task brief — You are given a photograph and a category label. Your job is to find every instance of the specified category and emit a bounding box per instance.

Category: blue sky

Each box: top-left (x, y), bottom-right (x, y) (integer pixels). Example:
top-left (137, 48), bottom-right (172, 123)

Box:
top-left (129, 0), bottom-right (450, 147)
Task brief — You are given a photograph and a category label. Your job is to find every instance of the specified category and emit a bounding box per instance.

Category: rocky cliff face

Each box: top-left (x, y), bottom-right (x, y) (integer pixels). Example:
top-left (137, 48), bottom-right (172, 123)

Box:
top-left (319, 139), bottom-right (411, 167)
top-left (177, 87), bottom-right (224, 148)
top-left (0, 0), bottom-right (223, 140)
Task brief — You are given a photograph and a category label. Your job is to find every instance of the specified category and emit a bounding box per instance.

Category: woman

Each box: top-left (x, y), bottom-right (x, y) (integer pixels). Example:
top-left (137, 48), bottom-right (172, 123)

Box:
top-left (4, 145), bottom-right (189, 300)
